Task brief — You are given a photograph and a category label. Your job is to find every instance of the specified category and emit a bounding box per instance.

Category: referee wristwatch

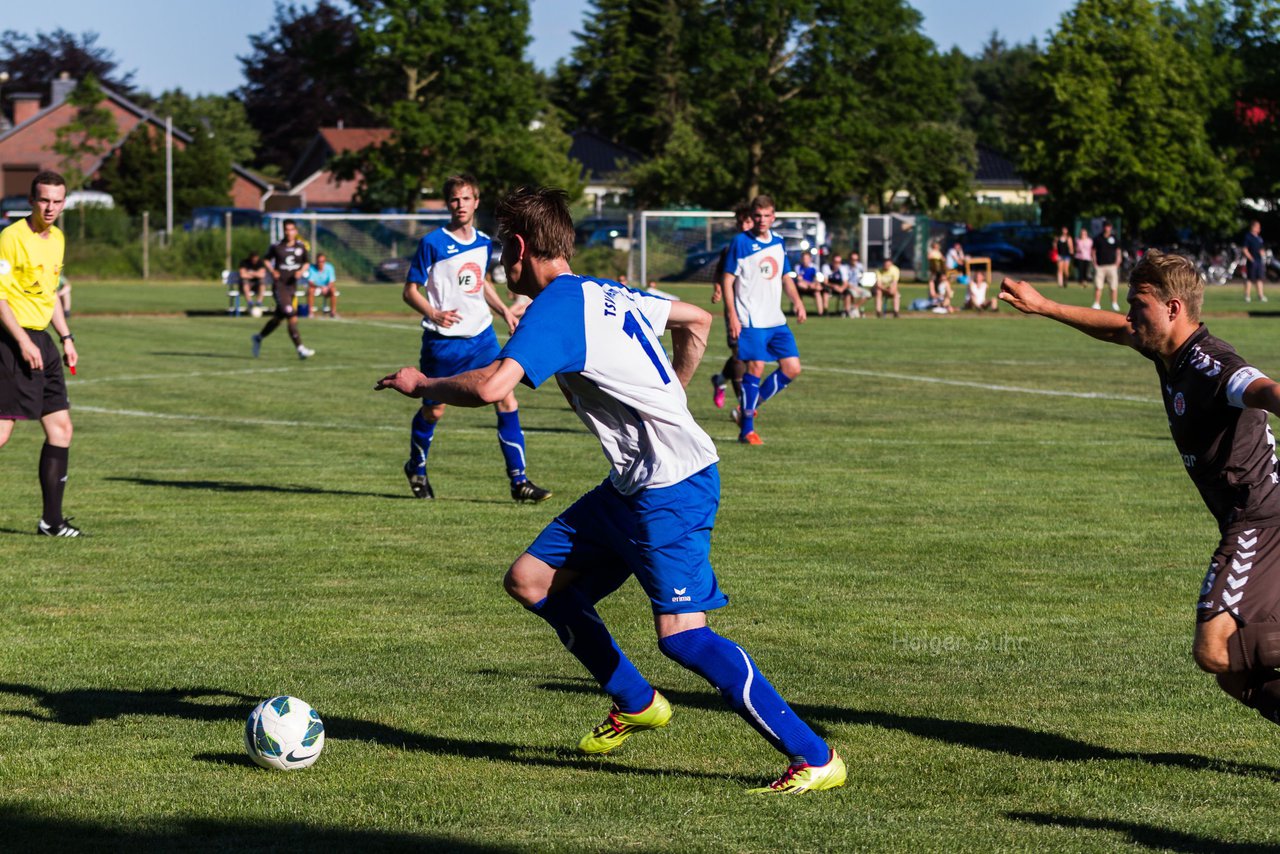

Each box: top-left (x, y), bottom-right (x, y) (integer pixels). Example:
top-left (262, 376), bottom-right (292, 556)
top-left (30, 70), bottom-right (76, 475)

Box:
top-left (60, 333), bottom-right (74, 342)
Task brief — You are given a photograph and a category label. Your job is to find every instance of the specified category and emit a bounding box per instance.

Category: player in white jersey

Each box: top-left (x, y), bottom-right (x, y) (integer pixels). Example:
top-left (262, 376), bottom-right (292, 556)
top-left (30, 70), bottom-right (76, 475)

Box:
top-left (401, 174), bottom-right (551, 503)
top-left (377, 187), bottom-right (844, 794)
top-left (720, 195), bottom-right (806, 445)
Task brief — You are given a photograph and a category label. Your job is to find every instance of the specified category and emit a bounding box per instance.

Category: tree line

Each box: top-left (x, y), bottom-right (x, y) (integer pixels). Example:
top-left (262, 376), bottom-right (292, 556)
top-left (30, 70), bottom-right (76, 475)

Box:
top-left (4, 0), bottom-right (1279, 237)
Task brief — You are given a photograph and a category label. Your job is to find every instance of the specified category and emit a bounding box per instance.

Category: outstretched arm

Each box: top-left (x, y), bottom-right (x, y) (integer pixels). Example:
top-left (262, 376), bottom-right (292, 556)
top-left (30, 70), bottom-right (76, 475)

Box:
top-left (999, 278), bottom-right (1131, 346)
top-left (664, 300), bottom-right (711, 388)
top-left (376, 358), bottom-right (526, 406)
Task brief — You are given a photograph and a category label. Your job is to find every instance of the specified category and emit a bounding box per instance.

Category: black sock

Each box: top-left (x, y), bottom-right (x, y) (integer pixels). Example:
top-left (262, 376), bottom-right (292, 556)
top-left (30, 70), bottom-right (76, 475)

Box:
top-left (39, 443), bottom-right (69, 525)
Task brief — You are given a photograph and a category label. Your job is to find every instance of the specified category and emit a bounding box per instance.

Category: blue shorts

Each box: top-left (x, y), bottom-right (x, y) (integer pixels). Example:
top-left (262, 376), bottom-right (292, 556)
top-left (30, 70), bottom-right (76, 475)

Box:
top-left (527, 464), bottom-right (729, 615)
top-left (736, 325), bottom-right (799, 363)
top-left (418, 326), bottom-right (501, 406)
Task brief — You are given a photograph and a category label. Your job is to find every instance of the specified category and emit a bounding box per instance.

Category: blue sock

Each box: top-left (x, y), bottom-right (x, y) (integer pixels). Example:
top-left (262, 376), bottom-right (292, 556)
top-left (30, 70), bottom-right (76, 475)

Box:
top-left (658, 627), bottom-right (829, 766)
top-left (529, 587), bottom-right (654, 713)
top-left (409, 411), bottom-right (436, 474)
top-left (740, 374), bottom-right (760, 435)
top-left (758, 369), bottom-right (792, 406)
top-left (496, 409), bottom-right (528, 483)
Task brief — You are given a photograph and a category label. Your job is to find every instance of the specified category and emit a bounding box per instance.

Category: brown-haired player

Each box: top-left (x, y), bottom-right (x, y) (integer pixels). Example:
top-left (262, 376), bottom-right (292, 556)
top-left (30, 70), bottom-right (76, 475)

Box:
top-left (399, 173), bottom-right (550, 503)
top-left (252, 219), bottom-right (314, 359)
top-left (0, 171), bottom-right (82, 536)
top-left (1001, 251), bottom-right (1280, 732)
top-left (376, 186), bottom-right (844, 794)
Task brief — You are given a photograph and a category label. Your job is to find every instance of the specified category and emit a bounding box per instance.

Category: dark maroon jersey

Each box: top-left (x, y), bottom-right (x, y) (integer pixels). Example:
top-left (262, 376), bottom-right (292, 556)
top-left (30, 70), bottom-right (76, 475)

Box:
top-left (266, 240), bottom-right (308, 283)
top-left (1152, 325), bottom-right (1280, 532)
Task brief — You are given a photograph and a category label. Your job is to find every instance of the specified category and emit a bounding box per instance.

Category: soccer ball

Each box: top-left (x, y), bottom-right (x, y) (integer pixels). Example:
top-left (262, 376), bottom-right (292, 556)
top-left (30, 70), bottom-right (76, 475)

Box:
top-left (249, 305), bottom-right (264, 318)
top-left (244, 695), bottom-right (325, 771)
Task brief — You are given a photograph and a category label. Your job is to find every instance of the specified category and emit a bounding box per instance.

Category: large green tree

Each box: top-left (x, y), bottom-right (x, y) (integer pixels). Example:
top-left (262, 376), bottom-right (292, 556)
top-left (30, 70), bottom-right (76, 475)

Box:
top-left (332, 0), bottom-right (581, 212)
top-left (144, 90), bottom-right (259, 167)
top-left (951, 33), bottom-right (1042, 159)
top-left (0, 28), bottom-right (135, 107)
top-left (1019, 0), bottom-right (1242, 236)
top-left (100, 125), bottom-right (233, 220)
top-left (237, 0), bottom-right (374, 174)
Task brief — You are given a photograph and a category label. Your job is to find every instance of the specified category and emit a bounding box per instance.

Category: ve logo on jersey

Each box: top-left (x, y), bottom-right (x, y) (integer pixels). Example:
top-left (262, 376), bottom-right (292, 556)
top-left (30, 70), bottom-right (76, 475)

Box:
top-left (457, 262), bottom-right (484, 294)
top-left (1173, 391), bottom-right (1186, 416)
top-left (758, 257), bottom-right (779, 280)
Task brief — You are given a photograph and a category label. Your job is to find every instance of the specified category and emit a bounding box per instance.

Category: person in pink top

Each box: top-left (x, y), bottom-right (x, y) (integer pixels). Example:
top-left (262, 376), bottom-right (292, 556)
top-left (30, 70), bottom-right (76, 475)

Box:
top-left (1073, 227), bottom-right (1093, 286)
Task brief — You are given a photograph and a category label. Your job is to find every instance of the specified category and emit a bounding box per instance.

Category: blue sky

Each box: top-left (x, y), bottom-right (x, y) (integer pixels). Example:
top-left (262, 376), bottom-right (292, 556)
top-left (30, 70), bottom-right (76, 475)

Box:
top-left (7, 0), bottom-right (1075, 96)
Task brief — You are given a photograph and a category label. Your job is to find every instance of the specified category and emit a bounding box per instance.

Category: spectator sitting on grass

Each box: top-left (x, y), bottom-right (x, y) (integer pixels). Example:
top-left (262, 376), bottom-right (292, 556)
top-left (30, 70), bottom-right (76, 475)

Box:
top-left (964, 271), bottom-right (999, 311)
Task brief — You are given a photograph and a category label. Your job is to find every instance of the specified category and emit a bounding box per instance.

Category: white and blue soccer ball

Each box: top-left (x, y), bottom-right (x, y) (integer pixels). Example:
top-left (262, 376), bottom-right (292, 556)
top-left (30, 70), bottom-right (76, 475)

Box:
top-left (244, 695), bottom-right (325, 771)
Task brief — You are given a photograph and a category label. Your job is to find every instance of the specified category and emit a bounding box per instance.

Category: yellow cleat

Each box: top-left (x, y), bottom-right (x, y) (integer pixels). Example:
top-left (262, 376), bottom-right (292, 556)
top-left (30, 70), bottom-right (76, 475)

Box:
top-left (577, 691), bottom-right (672, 755)
top-left (748, 750), bottom-right (847, 794)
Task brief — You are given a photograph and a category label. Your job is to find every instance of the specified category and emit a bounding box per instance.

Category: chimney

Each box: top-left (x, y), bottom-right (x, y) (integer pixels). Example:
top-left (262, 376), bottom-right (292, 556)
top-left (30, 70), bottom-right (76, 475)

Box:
top-left (50, 72), bottom-right (76, 106)
top-left (12, 93), bottom-right (42, 126)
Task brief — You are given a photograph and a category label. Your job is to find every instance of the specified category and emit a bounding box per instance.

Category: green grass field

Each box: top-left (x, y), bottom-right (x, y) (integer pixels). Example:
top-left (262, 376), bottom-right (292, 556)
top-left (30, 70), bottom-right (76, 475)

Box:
top-left (4, 277), bottom-right (1280, 851)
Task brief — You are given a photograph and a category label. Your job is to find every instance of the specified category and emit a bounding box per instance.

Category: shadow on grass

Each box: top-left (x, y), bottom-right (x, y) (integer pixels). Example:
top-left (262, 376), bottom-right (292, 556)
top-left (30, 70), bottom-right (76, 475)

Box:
top-left (0, 683), bottom-right (739, 784)
top-left (536, 680), bottom-right (1280, 782)
top-left (1009, 811), bottom-right (1280, 852)
top-left (105, 476), bottom-right (410, 500)
top-left (0, 803), bottom-right (520, 852)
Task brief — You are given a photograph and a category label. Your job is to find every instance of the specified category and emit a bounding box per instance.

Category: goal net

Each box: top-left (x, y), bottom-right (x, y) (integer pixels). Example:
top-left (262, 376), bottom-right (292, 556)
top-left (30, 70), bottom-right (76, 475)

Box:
top-left (266, 212), bottom-right (453, 283)
top-left (638, 210), bottom-right (827, 286)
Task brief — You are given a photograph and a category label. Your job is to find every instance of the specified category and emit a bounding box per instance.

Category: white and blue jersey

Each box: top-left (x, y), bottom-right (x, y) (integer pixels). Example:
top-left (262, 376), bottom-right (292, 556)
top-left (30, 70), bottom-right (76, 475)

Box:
top-left (406, 226), bottom-right (493, 338)
top-left (498, 274), bottom-right (719, 495)
top-left (723, 230), bottom-right (793, 329)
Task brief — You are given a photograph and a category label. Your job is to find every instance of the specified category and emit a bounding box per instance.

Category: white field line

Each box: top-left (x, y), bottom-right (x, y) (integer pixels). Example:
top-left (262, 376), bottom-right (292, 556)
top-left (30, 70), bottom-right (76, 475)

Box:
top-left (806, 365), bottom-right (1156, 404)
top-left (74, 405), bottom-right (405, 432)
top-left (329, 317), bottom-right (422, 332)
top-left (71, 364), bottom-right (369, 385)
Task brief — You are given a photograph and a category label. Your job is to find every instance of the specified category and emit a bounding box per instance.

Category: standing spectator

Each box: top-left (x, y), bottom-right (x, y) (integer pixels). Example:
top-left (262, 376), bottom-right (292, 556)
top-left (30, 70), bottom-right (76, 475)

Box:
top-left (1055, 226), bottom-right (1074, 288)
top-left (252, 221), bottom-right (314, 359)
top-left (306, 253), bottom-right (340, 318)
top-left (1092, 221), bottom-right (1121, 311)
top-left (1243, 220), bottom-right (1268, 304)
top-left (720, 195), bottom-right (807, 445)
top-left (0, 171), bottom-right (82, 536)
top-left (1074, 227), bottom-right (1094, 286)
top-left (238, 251), bottom-right (269, 310)
top-left (875, 256), bottom-right (901, 318)
top-left (401, 173), bottom-right (551, 503)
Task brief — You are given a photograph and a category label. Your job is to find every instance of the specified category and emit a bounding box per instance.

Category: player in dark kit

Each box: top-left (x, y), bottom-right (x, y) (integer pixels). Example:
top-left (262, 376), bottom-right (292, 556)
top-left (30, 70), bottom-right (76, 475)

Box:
top-left (1001, 251), bottom-right (1280, 731)
top-left (252, 220), bottom-right (314, 359)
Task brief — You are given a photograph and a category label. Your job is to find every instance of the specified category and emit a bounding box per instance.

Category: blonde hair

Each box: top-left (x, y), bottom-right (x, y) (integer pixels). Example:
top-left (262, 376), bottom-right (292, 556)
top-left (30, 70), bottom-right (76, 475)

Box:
top-left (1128, 249), bottom-right (1203, 321)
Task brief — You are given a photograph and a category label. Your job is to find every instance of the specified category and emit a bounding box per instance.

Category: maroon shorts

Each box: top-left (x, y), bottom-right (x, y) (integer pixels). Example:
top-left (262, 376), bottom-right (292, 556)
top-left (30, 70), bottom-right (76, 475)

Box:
top-left (272, 280), bottom-right (298, 318)
top-left (1197, 526), bottom-right (1280, 624)
top-left (0, 329), bottom-right (69, 420)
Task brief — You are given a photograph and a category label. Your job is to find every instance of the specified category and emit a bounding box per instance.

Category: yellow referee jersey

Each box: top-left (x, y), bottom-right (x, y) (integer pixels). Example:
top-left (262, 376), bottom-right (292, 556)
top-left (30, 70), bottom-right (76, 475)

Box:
top-left (0, 218), bottom-right (65, 331)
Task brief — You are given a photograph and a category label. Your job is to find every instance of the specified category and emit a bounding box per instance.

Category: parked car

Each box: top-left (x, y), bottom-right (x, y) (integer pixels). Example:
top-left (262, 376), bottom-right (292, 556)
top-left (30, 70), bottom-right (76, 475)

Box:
top-left (189, 206), bottom-right (265, 230)
top-left (958, 231), bottom-right (1025, 265)
top-left (574, 218), bottom-right (629, 246)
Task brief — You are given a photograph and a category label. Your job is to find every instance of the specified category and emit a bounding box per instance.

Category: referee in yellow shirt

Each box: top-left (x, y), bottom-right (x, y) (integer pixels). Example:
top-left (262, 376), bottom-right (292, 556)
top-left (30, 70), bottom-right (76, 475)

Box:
top-left (0, 171), bottom-right (82, 536)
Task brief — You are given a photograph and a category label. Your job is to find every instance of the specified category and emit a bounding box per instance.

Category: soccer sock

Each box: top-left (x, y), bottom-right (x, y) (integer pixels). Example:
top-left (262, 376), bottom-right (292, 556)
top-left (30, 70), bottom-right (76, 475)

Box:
top-left (1228, 623), bottom-right (1280, 671)
top-left (529, 587), bottom-right (654, 713)
top-left (740, 374), bottom-right (760, 435)
top-left (38, 443), bottom-right (69, 525)
top-left (496, 409), bottom-right (528, 484)
top-left (409, 411), bottom-right (436, 474)
top-left (658, 626), bottom-right (829, 766)
top-left (757, 369), bottom-right (792, 406)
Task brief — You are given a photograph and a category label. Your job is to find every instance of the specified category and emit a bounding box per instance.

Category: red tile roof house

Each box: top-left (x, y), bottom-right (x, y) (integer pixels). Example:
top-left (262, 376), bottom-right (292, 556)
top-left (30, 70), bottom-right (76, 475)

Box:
top-left (0, 77), bottom-right (273, 209)
top-left (285, 127), bottom-right (394, 210)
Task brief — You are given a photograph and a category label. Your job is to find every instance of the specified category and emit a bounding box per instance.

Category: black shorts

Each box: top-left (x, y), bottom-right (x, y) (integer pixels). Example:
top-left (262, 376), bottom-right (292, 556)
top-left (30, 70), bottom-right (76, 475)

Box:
top-left (1247, 259), bottom-right (1266, 281)
top-left (0, 329), bottom-right (69, 420)
top-left (1197, 526), bottom-right (1280, 624)
top-left (272, 280), bottom-right (298, 317)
